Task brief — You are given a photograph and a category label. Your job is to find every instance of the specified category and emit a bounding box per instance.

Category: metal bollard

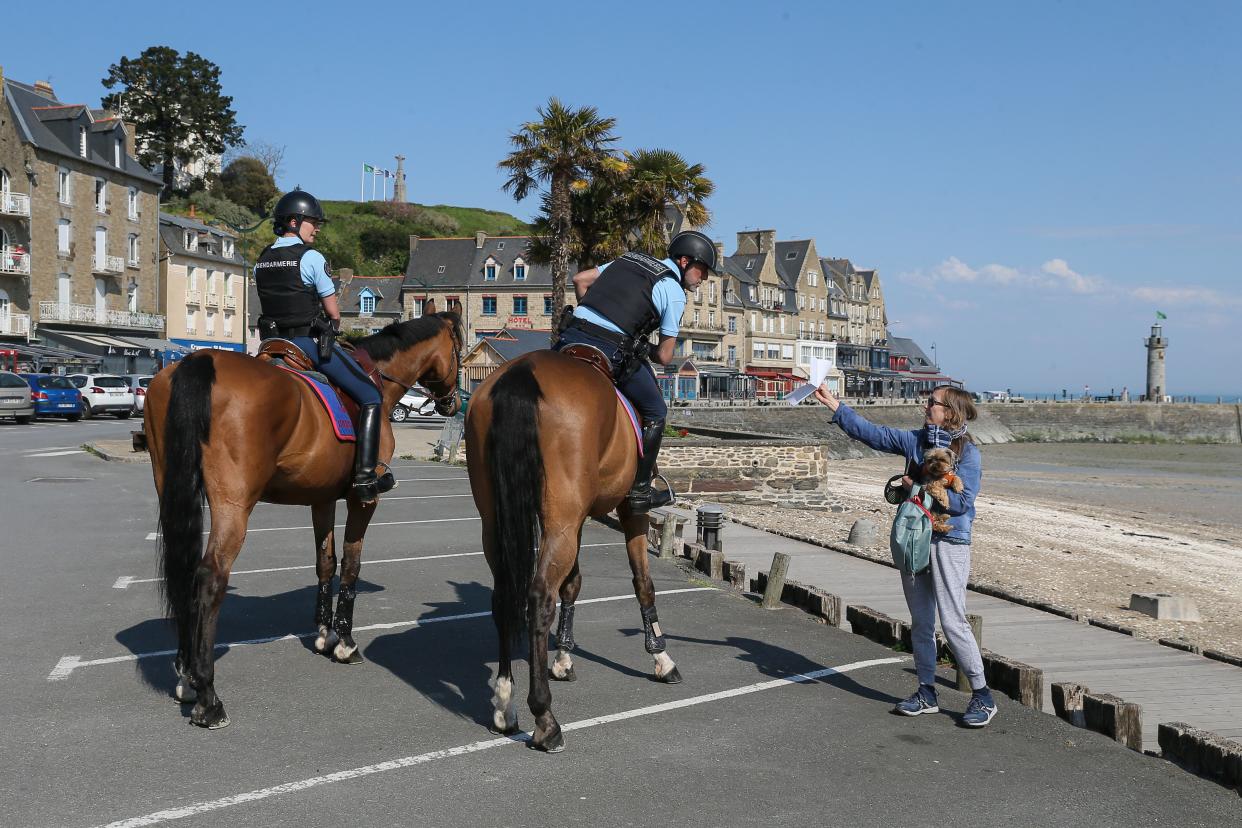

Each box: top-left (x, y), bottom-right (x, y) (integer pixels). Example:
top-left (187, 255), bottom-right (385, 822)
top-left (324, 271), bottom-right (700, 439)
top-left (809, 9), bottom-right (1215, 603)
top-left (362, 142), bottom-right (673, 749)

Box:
top-left (697, 504), bottom-right (725, 552)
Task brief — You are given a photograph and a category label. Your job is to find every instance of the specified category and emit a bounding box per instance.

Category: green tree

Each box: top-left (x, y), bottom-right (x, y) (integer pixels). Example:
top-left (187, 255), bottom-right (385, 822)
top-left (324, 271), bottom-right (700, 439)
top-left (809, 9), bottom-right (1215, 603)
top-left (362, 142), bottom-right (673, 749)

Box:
top-left (219, 157), bottom-right (277, 216)
top-left (499, 98), bottom-right (617, 342)
top-left (622, 148), bottom-right (714, 254)
top-left (101, 46), bottom-right (245, 196)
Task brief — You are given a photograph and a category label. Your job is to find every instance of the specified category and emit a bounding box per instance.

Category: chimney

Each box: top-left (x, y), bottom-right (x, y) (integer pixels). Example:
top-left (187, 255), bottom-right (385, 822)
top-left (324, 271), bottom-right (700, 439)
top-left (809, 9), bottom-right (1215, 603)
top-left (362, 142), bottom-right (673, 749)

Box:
top-left (189, 204), bottom-right (196, 219)
top-left (714, 241), bottom-right (725, 268)
top-left (475, 231), bottom-right (487, 249)
top-left (758, 230), bottom-right (776, 253)
top-left (735, 231), bottom-right (758, 255)
top-left (33, 79), bottom-right (55, 100)
top-left (408, 235), bottom-right (420, 258)
top-left (122, 121), bottom-right (137, 157)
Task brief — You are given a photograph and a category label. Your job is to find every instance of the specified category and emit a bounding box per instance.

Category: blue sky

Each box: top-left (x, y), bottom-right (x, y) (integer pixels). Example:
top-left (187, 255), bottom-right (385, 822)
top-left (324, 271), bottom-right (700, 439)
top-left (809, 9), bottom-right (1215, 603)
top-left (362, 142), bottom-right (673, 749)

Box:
top-left (6, 1), bottom-right (1238, 394)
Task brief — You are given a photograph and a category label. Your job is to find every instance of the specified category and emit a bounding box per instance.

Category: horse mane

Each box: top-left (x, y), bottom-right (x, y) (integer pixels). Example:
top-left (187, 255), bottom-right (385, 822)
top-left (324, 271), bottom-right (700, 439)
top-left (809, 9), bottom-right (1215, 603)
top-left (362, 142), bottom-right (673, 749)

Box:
top-left (355, 312), bottom-right (462, 362)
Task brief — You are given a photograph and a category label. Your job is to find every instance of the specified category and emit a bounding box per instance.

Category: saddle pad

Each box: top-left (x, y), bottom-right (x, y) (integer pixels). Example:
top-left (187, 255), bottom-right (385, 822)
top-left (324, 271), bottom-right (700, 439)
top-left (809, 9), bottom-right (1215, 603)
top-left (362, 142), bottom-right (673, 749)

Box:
top-left (275, 365), bottom-right (356, 442)
top-left (615, 389), bottom-right (643, 458)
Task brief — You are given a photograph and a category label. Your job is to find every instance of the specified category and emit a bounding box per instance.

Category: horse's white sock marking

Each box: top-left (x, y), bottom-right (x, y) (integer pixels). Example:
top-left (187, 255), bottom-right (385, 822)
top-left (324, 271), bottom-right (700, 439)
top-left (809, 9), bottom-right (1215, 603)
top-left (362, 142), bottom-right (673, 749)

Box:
top-left (314, 627), bottom-right (338, 654)
top-left (490, 675), bottom-right (517, 731)
top-left (653, 651), bottom-right (676, 678)
top-left (332, 639), bottom-right (356, 661)
top-left (174, 677), bottom-right (197, 703)
top-left (551, 650), bottom-right (573, 679)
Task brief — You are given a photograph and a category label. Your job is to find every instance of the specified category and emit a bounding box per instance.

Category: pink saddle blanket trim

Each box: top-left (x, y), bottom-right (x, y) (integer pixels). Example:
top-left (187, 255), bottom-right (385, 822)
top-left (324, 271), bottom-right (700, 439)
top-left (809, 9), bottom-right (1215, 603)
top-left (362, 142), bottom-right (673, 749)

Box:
top-left (275, 365), bottom-right (357, 443)
top-left (615, 389), bottom-right (643, 458)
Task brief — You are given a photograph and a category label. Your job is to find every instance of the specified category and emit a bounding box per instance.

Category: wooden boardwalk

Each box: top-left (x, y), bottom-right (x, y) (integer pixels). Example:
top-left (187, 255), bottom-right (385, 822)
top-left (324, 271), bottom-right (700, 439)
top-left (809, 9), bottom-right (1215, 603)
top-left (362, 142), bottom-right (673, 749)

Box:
top-left (687, 514), bottom-right (1242, 751)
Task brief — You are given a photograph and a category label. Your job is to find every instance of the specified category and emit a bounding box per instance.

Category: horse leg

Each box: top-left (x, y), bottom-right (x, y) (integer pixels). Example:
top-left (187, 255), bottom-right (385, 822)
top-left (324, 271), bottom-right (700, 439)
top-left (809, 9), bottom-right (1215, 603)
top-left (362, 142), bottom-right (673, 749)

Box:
top-left (173, 613), bottom-right (196, 704)
top-left (618, 501), bottom-right (682, 683)
top-left (483, 518), bottom-right (520, 734)
top-left (528, 522), bottom-right (577, 753)
top-left (187, 505), bottom-right (248, 729)
top-left (550, 557), bottom-right (581, 682)
top-left (332, 499), bottom-right (377, 664)
top-left (311, 500), bottom-right (339, 656)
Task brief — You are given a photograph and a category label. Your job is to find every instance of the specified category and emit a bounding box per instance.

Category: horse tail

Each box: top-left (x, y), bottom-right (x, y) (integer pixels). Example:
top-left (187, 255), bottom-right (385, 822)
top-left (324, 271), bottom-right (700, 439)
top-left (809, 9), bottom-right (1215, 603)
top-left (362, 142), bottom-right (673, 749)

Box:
top-left (157, 353), bottom-right (216, 630)
top-left (486, 359), bottom-right (545, 648)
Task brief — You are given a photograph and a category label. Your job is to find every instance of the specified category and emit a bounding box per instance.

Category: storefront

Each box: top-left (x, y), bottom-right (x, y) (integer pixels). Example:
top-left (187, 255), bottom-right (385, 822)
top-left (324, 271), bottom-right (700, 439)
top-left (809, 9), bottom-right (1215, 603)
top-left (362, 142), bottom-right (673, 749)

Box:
top-left (745, 368), bottom-right (800, 400)
top-left (0, 342), bottom-right (103, 374)
top-left (39, 330), bottom-right (170, 374)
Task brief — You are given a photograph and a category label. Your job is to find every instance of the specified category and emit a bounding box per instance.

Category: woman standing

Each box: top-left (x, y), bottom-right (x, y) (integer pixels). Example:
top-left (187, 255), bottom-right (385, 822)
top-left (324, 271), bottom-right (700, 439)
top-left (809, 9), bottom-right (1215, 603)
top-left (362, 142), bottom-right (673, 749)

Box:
top-left (814, 384), bottom-right (997, 727)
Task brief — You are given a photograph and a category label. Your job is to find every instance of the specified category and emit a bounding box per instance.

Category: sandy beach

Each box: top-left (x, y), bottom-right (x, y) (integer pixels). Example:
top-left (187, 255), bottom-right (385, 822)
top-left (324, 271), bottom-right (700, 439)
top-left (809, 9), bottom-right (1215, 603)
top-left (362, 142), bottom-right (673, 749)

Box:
top-left (725, 442), bottom-right (1242, 657)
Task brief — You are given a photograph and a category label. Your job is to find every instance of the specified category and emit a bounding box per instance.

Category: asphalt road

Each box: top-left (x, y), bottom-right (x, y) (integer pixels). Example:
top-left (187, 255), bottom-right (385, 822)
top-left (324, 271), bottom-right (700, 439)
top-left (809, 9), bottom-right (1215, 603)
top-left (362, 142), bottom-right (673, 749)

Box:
top-left (1, 417), bottom-right (1238, 827)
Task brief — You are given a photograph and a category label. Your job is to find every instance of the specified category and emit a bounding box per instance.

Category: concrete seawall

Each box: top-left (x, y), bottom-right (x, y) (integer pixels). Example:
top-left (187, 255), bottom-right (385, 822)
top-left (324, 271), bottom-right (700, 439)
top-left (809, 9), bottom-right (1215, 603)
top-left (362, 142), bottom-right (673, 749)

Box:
top-left (668, 402), bottom-right (1241, 456)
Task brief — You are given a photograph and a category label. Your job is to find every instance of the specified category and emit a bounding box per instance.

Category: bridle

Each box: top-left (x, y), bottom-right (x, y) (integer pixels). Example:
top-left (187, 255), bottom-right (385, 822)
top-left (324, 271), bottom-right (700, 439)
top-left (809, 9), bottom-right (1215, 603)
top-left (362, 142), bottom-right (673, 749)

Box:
top-left (376, 320), bottom-right (461, 414)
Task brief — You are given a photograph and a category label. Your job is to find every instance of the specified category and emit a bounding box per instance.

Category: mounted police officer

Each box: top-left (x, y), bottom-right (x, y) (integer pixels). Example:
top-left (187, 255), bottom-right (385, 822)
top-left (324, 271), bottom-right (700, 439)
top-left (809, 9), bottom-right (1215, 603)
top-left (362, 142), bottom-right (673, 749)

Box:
top-left (554, 230), bottom-right (716, 513)
top-left (254, 189), bottom-right (390, 504)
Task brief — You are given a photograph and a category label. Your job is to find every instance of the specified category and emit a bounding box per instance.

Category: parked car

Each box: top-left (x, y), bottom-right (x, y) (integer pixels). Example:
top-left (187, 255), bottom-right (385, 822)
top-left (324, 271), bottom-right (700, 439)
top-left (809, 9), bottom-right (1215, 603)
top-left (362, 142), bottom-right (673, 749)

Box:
top-left (389, 388), bottom-right (470, 422)
top-left (0, 370), bottom-right (34, 424)
top-left (20, 374), bottom-right (82, 421)
top-left (121, 374), bottom-right (154, 413)
top-left (67, 373), bottom-right (135, 419)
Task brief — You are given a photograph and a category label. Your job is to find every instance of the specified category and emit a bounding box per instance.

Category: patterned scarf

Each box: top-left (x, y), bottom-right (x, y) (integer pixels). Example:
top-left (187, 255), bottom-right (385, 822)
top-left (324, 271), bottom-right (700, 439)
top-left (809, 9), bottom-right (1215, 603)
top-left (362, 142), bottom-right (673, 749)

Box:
top-left (924, 422), bottom-right (967, 450)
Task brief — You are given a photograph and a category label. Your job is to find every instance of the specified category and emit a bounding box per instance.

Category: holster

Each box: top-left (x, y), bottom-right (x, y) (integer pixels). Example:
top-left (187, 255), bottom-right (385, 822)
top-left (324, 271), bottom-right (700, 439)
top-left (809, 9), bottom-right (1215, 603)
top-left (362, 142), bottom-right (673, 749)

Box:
top-left (556, 305), bottom-right (576, 335)
top-left (614, 337), bottom-right (651, 384)
top-left (311, 317), bottom-right (337, 362)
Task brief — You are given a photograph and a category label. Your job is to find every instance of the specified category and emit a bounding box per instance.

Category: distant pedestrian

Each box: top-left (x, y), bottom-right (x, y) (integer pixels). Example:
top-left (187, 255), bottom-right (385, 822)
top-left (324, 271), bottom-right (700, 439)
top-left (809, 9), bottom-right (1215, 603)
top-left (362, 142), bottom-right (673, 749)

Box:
top-left (814, 383), bottom-right (996, 727)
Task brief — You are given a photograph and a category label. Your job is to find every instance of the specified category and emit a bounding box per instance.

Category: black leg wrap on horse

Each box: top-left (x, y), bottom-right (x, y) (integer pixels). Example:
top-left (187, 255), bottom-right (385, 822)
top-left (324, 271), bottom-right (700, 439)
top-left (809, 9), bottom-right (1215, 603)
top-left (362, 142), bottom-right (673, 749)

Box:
top-left (314, 581), bottom-right (334, 628)
top-left (628, 419), bottom-right (672, 514)
top-left (333, 586), bottom-right (357, 636)
top-left (555, 604), bottom-right (576, 652)
top-left (640, 604), bottom-right (666, 654)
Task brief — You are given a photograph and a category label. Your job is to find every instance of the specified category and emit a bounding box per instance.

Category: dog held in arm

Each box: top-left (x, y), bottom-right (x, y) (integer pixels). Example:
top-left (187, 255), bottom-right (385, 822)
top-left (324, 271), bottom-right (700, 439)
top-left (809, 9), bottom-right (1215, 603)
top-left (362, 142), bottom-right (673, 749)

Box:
top-left (920, 447), bottom-right (962, 534)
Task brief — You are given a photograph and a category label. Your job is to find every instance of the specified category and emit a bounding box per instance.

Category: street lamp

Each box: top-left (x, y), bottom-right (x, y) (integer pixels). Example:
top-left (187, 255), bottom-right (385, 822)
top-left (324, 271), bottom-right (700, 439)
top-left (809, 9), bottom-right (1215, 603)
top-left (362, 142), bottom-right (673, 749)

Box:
top-left (930, 341), bottom-right (938, 369)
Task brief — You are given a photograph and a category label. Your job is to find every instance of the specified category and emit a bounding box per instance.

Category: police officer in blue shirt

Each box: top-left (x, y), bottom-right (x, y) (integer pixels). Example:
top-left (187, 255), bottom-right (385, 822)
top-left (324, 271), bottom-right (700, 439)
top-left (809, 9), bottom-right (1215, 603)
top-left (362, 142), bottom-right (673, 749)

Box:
top-left (254, 189), bottom-right (390, 503)
top-left (555, 230), bottom-right (717, 513)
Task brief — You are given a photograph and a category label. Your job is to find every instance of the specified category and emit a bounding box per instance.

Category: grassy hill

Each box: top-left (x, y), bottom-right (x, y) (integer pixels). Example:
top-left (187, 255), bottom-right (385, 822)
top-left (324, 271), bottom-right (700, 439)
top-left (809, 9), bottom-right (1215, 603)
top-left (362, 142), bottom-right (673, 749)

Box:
top-left (163, 196), bottom-right (531, 277)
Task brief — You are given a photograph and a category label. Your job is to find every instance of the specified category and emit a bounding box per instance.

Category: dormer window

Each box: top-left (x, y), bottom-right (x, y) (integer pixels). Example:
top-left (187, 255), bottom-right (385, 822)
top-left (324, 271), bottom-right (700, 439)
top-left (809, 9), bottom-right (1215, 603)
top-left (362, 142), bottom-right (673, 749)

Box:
top-left (359, 289), bottom-right (376, 317)
top-left (114, 138), bottom-right (122, 167)
top-left (484, 259), bottom-right (497, 280)
top-left (184, 231), bottom-right (198, 252)
top-left (745, 259), bottom-right (754, 270)
top-left (79, 127), bottom-right (88, 158)
top-left (223, 239), bottom-right (234, 259)
top-left (513, 258), bottom-right (526, 281)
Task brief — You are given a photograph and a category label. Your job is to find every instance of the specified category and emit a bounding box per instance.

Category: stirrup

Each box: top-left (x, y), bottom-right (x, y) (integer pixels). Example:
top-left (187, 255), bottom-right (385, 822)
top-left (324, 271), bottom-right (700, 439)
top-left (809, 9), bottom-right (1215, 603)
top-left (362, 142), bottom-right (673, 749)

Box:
top-left (376, 463), bottom-right (397, 494)
top-left (352, 477), bottom-right (379, 504)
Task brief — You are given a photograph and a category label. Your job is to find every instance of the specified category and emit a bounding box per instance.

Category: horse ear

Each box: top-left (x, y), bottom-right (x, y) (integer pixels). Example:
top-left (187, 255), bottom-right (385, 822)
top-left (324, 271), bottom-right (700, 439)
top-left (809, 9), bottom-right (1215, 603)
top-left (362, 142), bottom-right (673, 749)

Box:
top-left (424, 298), bottom-right (437, 315)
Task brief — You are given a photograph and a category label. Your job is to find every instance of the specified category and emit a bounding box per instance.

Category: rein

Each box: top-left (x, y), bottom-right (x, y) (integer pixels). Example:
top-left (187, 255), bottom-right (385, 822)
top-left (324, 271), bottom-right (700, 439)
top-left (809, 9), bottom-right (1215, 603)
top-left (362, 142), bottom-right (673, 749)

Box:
top-left (374, 322), bottom-right (461, 412)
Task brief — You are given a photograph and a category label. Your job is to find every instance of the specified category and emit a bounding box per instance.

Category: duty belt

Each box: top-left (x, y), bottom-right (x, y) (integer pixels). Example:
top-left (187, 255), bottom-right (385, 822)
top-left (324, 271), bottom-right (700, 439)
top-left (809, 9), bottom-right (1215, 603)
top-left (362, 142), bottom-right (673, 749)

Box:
top-left (566, 318), bottom-right (632, 347)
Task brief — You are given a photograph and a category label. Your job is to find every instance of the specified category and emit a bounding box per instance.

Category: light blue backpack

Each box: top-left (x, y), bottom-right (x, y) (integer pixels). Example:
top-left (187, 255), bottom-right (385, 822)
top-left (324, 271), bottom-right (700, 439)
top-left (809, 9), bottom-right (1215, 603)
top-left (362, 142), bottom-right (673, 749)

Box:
top-left (890, 483), bottom-right (933, 576)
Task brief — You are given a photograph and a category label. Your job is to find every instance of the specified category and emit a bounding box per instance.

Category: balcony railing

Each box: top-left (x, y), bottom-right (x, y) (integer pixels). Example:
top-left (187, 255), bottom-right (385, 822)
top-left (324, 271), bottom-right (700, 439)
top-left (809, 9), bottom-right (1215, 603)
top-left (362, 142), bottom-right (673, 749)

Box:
top-left (185, 289), bottom-right (201, 305)
top-left (0, 313), bottom-right (30, 336)
top-left (0, 247), bottom-right (30, 275)
top-left (205, 292), bottom-right (220, 308)
top-left (39, 301), bottom-right (164, 330)
top-left (93, 255), bottom-right (125, 275)
top-left (186, 326), bottom-right (196, 335)
top-left (0, 192), bottom-right (30, 217)
top-left (223, 295), bottom-right (237, 310)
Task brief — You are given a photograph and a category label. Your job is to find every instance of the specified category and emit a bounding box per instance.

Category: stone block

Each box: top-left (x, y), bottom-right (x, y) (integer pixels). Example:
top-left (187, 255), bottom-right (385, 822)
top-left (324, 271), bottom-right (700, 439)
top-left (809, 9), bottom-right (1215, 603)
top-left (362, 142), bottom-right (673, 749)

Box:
top-left (981, 650), bottom-right (1044, 711)
top-left (846, 605), bottom-right (901, 647)
top-left (1129, 593), bottom-right (1202, 621)
top-left (1083, 692), bottom-right (1143, 752)
top-left (846, 518), bottom-right (878, 546)
top-left (723, 560), bottom-right (746, 590)
top-left (1051, 682), bottom-right (1088, 727)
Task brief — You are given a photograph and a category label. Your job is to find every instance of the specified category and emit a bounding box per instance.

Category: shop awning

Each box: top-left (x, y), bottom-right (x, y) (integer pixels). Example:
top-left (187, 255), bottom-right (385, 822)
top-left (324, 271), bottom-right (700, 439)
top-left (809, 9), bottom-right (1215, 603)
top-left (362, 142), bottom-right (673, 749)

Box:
top-left (122, 336), bottom-right (191, 356)
top-left (0, 341), bottom-right (104, 364)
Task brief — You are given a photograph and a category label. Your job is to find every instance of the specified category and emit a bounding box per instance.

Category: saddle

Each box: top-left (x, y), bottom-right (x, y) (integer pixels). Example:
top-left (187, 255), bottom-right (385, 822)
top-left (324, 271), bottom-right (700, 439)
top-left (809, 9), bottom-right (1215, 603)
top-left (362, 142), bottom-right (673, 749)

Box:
top-left (256, 339), bottom-right (385, 441)
top-left (561, 343), bottom-right (613, 382)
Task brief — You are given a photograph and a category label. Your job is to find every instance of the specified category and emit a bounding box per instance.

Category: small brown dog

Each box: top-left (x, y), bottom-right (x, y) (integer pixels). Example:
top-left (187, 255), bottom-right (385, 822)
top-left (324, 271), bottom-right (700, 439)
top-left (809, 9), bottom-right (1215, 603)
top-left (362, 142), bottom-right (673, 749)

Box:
top-left (920, 447), bottom-right (963, 534)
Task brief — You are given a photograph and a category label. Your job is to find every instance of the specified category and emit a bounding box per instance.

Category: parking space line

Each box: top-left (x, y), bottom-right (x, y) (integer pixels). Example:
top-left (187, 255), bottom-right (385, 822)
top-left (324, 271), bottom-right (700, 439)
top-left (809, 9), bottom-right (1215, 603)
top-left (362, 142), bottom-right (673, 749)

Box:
top-left (50, 585), bottom-right (712, 681)
top-left (26, 449), bottom-right (85, 457)
top-left (112, 542), bottom-right (625, 589)
top-left (143, 515), bottom-right (481, 543)
top-left (89, 656), bottom-right (904, 827)
top-left (393, 476), bottom-right (469, 482)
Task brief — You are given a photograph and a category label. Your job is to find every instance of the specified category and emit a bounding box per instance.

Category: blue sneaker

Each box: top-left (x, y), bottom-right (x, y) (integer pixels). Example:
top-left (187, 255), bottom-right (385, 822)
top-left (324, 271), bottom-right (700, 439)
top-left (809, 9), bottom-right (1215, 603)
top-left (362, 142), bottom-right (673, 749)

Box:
top-left (961, 691), bottom-right (998, 727)
top-left (894, 684), bottom-right (939, 716)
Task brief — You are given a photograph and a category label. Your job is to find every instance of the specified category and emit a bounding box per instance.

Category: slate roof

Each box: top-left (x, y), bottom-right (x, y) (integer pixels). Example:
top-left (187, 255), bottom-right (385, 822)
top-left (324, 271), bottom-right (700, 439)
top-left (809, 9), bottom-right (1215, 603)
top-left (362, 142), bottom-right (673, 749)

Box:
top-left (336, 275), bottom-right (405, 316)
top-left (480, 328), bottom-right (549, 362)
top-left (158, 213), bottom-right (243, 266)
top-left (888, 336), bottom-right (937, 372)
top-left (4, 78), bottom-right (162, 185)
top-left (773, 239), bottom-right (812, 288)
top-left (404, 235), bottom-right (555, 291)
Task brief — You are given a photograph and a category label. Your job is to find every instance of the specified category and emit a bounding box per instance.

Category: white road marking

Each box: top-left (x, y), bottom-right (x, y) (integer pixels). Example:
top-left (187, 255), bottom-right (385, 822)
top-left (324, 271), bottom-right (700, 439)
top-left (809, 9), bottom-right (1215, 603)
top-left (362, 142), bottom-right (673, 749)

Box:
top-left (26, 449), bottom-right (85, 457)
top-left (90, 656), bottom-right (904, 827)
top-left (142, 516), bottom-right (481, 542)
top-left (393, 476), bottom-right (469, 482)
top-left (112, 542), bottom-right (625, 588)
top-left (49, 586), bottom-right (714, 680)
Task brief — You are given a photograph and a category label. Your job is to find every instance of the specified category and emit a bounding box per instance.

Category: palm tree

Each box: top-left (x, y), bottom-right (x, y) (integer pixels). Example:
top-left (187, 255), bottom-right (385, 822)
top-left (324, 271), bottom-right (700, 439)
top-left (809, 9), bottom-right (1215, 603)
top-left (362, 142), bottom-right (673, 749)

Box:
top-left (622, 148), bottom-right (714, 254)
top-left (499, 99), bottom-right (618, 341)
top-left (527, 162), bottom-right (630, 270)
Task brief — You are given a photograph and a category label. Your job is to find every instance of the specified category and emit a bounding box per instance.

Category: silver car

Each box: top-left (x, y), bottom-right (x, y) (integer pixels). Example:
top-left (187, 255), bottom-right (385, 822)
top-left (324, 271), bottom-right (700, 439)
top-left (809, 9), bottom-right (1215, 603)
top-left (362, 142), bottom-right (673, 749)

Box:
top-left (0, 371), bottom-right (34, 424)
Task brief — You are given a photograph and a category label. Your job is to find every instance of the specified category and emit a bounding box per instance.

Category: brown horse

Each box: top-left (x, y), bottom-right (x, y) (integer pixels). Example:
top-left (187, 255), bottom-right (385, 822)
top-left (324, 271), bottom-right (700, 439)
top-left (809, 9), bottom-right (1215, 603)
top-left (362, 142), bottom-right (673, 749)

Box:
top-left (465, 349), bottom-right (682, 753)
top-left (144, 305), bottom-right (462, 729)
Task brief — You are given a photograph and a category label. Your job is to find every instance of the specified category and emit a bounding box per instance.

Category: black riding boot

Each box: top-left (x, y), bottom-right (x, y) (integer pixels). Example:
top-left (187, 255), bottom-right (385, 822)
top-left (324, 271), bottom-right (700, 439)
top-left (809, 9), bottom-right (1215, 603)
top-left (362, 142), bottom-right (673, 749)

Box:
top-left (627, 419), bottom-right (673, 514)
top-left (352, 404), bottom-right (382, 504)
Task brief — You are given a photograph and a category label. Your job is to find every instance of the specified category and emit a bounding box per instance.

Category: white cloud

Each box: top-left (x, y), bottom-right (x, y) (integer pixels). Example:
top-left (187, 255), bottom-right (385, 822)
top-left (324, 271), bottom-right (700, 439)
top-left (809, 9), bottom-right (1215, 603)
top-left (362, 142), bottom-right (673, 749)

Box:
top-left (1130, 286), bottom-right (1241, 308)
top-left (1040, 258), bottom-right (1103, 294)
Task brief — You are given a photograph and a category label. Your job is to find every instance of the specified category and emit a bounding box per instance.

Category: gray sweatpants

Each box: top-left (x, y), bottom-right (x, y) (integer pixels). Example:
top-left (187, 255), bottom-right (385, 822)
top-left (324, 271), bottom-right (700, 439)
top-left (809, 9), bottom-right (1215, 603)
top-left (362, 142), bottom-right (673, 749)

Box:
top-left (900, 539), bottom-right (986, 691)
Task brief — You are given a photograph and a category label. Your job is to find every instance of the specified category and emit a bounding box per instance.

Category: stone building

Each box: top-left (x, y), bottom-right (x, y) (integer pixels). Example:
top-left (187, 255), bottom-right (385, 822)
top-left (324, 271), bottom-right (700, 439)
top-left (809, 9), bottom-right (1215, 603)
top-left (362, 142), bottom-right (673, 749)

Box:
top-left (0, 70), bottom-right (164, 367)
top-left (334, 273), bottom-right (404, 337)
top-left (403, 232), bottom-right (571, 343)
top-left (824, 257), bottom-right (894, 396)
top-left (158, 213), bottom-right (245, 354)
top-left (722, 230), bottom-right (800, 396)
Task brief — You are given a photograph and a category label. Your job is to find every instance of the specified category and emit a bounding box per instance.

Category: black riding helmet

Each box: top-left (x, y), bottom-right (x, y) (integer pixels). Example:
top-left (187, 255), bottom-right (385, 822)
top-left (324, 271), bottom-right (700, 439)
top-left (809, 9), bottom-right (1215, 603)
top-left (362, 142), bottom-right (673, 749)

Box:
top-left (272, 188), bottom-right (327, 236)
top-left (667, 230), bottom-right (717, 286)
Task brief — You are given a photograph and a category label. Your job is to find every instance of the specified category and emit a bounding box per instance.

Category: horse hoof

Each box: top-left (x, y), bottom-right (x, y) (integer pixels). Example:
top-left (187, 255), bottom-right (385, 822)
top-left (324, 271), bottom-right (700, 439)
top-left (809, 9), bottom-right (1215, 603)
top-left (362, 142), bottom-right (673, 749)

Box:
top-left (549, 666), bottom-right (577, 682)
top-left (190, 702), bottom-right (229, 729)
top-left (529, 727), bottom-right (565, 753)
top-left (314, 628), bottom-right (339, 655)
top-left (488, 723), bottom-right (521, 736)
top-left (173, 678), bottom-right (197, 704)
top-left (333, 645), bottom-right (364, 665)
top-left (657, 666), bottom-right (683, 684)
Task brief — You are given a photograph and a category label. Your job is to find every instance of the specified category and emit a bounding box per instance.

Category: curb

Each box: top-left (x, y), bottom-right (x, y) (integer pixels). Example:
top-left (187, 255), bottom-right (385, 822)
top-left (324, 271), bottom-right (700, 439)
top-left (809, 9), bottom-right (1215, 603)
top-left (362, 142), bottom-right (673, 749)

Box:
top-left (82, 442), bottom-right (150, 464)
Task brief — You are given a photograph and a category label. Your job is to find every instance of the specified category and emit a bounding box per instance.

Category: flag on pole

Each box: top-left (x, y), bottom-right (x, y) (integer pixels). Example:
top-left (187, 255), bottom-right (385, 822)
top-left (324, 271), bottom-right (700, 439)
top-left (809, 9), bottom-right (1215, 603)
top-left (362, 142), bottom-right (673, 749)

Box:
top-left (363, 163), bottom-right (374, 174)
top-left (1156, 311), bottom-right (1167, 320)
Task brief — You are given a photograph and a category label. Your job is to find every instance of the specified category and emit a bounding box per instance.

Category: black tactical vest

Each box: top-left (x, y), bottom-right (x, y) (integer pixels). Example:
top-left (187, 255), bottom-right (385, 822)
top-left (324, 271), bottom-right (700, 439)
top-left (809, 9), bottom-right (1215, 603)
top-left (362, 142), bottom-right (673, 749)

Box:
top-left (578, 252), bottom-right (679, 338)
top-left (254, 242), bottom-right (321, 328)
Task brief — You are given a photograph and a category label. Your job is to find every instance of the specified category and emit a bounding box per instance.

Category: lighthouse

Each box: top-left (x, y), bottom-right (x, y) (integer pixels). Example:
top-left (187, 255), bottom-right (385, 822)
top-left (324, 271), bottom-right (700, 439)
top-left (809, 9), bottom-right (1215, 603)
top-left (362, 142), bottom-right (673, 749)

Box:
top-left (1144, 323), bottom-right (1168, 402)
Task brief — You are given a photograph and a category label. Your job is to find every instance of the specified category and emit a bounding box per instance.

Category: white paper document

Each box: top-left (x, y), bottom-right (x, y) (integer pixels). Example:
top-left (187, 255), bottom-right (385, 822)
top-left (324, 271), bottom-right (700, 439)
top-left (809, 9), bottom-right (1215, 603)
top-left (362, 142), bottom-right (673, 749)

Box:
top-left (785, 357), bottom-right (832, 406)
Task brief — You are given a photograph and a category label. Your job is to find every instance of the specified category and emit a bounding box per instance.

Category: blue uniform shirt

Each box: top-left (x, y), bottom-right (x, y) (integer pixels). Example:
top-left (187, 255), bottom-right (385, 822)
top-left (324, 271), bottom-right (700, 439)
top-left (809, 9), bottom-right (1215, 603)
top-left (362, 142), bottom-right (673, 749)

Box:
top-left (261, 236), bottom-right (335, 298)
top-left (573, 257), bottom-right (686, 337)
